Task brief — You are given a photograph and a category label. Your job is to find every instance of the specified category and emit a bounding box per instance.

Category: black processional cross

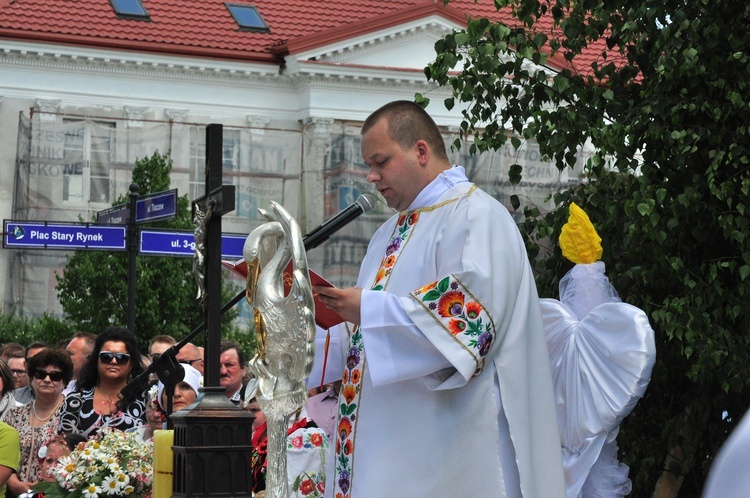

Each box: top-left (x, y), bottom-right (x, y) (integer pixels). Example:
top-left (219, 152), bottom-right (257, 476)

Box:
top-left (170, 124), bottom-right (254, 498)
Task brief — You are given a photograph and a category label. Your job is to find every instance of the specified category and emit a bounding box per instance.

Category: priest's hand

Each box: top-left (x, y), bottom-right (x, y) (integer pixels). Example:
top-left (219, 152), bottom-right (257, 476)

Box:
top-left (314, 286), bottom-right (362, 325)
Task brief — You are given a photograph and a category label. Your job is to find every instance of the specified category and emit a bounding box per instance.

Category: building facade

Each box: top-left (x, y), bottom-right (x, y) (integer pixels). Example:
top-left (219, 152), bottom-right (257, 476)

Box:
top-left (0, 1), bottom-right (582, 319)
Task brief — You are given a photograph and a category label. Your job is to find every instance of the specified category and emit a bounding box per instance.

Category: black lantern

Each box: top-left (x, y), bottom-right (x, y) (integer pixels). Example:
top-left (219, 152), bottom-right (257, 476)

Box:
top-left (170, 387), bottom-right (254, 497)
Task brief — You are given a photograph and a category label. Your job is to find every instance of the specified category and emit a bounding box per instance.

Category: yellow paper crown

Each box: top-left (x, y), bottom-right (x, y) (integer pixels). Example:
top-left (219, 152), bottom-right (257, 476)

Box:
top-left (559, 202), bottom-right (602, 264)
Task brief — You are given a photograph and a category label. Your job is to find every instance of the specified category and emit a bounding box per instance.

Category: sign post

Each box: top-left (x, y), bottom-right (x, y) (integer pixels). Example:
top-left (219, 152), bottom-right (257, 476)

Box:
top-left (96, 186), bottom-right (180, 335)
top-left (127, 183), bottom-right (139, 336)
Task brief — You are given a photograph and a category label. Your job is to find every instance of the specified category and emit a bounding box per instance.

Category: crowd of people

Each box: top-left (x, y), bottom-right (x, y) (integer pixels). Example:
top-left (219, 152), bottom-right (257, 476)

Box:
top-left (0, 328), bottom-right (297, 497)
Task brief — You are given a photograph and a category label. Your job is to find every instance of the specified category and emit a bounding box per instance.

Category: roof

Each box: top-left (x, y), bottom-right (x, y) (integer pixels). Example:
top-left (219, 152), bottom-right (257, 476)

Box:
top-left (0, 0), bottom-right (606, 74)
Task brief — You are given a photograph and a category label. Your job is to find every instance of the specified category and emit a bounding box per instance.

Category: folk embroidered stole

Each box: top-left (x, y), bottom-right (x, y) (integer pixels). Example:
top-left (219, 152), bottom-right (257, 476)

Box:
top-left (332, 211), bottom-right (421, 498)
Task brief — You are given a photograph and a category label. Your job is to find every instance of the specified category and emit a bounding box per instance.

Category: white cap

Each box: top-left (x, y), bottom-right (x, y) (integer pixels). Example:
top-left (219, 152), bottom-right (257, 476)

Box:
top-left (156, 364), bottom-right (203, 410)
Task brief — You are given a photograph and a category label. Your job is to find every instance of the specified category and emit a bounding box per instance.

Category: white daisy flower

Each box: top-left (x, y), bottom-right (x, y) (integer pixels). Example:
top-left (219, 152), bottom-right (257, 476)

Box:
top-left (82, 483), bottom-right (101, 498)
top-left (101, 476), bottom-right (119, 495)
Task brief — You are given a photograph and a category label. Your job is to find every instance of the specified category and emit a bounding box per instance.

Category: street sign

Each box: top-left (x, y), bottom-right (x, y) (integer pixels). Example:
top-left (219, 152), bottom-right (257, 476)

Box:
top-left (139, 230), bottom-right (194, 257)
top-left (136, 189), bottom-right (177, 223)
top-left (96, 204), bottom-right (130, 224)
top-left (96, 188), bottom-right (178, 224)
top-left (139, 229), bottom-right (246, 259)
top-left (3, 221), bottom-right (127, 251)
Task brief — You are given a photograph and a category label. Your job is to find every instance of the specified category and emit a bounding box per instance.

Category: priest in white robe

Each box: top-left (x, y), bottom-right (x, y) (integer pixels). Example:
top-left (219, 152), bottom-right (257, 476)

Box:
top-left (315, 100), bottom-right (565, 498)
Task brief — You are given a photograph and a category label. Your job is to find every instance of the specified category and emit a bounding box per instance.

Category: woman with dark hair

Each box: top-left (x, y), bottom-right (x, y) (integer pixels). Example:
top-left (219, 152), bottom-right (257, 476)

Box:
top-left (59, 327), bottom-right (147, 437)
top-left (4, 348), bottom-right (72, 497)
top-left (0, 360), bottom-right (19, 421)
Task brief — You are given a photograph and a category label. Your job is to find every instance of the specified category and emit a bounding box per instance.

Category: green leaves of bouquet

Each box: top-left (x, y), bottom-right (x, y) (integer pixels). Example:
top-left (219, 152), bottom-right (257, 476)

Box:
top-left (33, 428), bottom-right (153, 498)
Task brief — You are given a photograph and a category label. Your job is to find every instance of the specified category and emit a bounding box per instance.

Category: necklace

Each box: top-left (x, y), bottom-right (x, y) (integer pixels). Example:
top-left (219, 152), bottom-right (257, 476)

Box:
top-left (32, 395), bottom-right (62, 422)
top-left (96, 387), bottom-right (120, 412)
top-left (102, 391), bottom-right (115, 407)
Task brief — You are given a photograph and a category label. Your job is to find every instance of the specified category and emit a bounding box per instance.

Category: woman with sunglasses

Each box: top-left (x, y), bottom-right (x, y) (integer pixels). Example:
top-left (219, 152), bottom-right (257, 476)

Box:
top-left (4, 348), bottom-right (72, 497)
top-left (60, 327), bottom-right (147, 438)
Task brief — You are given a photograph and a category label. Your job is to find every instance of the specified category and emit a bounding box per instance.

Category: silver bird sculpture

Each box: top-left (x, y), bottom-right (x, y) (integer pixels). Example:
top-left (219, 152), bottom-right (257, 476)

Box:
top-left (243, 201), bottom-right (316, 498)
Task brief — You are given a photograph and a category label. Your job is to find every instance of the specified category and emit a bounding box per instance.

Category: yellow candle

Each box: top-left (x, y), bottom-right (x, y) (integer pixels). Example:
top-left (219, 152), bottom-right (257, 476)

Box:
top-left (153, 429), bottom-right (174, 498)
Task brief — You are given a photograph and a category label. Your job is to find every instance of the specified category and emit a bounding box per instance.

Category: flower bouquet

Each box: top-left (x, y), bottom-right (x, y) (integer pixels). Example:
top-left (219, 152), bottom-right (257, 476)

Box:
top-left (33, 428), bottom-right (153, 498)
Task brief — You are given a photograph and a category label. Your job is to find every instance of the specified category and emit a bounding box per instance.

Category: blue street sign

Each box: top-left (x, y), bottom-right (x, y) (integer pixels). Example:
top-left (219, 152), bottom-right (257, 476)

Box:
top-left (3, 221), bottom-right (127, 250)
top-left (135, 189), bottom-right (177, 223)
top-left (96, 189), bottom-right (179, 225)
top-left (139, 230), bottom-right (246, 259)
top-left (139, 230), bottom-right (194, 257)
top-left (221, 233), bottom-right (246, 260)
top-left (96, 204), bottom-right (129, 224)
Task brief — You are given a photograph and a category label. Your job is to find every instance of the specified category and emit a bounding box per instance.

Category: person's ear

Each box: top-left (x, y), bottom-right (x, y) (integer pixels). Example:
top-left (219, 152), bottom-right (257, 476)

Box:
top-left (415, 139), bottom-right (430, 166)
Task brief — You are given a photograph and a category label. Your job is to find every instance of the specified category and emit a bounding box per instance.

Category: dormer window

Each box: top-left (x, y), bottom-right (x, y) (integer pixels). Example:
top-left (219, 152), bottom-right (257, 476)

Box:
top-left (225, 4), bottom-right (270, 32)
top-left (110, 0), bottom-right (150, 20)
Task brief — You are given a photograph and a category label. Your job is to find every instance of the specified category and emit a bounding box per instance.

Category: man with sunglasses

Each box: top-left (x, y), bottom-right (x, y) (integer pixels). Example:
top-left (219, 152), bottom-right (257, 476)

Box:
top-left (175, 342), bottom-right (204, 374)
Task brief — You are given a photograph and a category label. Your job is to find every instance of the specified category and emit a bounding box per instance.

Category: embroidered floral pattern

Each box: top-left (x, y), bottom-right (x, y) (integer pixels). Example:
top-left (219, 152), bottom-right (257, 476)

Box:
top-left (333, 211), bottom-right (419, 498)
top-left (411, 275), bottom-right (496, 371)
top-left (287, 426), bottom-right (328, 498)
top-left (291, 471), bottom-right (326, 497)
top-left (371, 212), bottom-right (419, 291)
top-left (287, 429), bottom-right (328, 450)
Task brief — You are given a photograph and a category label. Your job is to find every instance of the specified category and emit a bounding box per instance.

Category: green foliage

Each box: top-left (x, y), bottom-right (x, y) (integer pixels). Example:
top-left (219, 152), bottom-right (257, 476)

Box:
top-left (55, 151), bottom-right (241, 353)
top-left (0, 309), bottom-right (76, 347)
top-left (428, 0), bottom-right (750, 495)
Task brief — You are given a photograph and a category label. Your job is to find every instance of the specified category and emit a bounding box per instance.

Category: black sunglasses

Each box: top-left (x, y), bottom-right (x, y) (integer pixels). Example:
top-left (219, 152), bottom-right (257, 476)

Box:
top-left (99, 351), bottom-right (131, 365)
top-left (33, 369), bottom-right (64, 382)
top-left (179, 358), bottom-right (202, 366)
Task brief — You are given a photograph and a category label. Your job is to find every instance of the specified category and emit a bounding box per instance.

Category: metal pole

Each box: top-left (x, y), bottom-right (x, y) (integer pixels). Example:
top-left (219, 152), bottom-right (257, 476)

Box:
top-left (127, 182), bottom-right (139, 335)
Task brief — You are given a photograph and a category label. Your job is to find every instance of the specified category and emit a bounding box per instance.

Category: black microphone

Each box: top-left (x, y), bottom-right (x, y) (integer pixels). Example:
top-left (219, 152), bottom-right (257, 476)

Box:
top-left (303, 193), bottom-right (377, 250)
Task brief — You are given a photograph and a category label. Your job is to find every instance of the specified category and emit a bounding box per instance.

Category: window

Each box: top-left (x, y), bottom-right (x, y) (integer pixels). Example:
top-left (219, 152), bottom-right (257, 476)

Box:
top-left (189, 127), bottom-right (241, 200)
top-left (110, 0), bottom-right (150, 19)
top-left (225, 4), bottom-right (269, 32)
top-left (63, 120), bottom-right (116, 204)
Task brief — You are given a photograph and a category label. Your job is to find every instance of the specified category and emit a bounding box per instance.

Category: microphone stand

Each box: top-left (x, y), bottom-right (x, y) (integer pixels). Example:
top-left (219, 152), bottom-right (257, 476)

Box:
top-left (122, 291), bottom-right (246, 426)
